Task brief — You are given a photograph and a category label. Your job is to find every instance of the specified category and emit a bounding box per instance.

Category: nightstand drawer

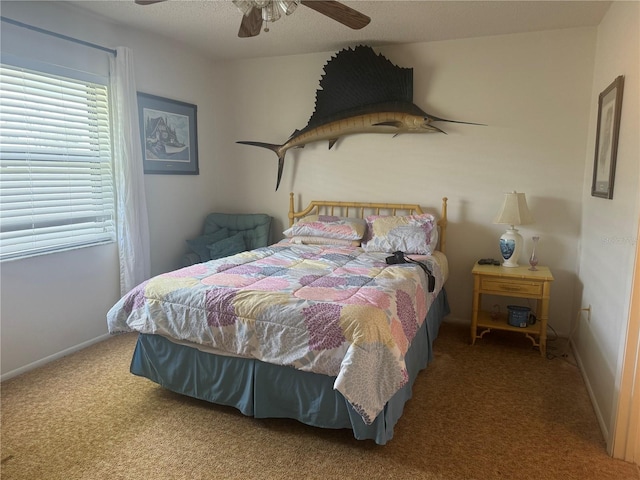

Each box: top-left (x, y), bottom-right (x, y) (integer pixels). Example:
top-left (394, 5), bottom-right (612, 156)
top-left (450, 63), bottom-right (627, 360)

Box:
top-left (480, 278), bottom-right (543, 296)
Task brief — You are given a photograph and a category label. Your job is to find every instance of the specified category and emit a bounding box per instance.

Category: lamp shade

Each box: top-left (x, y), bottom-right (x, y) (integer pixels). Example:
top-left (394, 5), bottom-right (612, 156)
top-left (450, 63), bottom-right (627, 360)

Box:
top-left (493, 191), bottom-right (534, 267)
top-left (493, 191), bottom-right (534, 226)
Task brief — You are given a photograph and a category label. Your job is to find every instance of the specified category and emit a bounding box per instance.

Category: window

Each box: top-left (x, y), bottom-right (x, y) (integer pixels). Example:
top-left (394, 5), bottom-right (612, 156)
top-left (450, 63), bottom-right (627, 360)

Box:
top-left (0, 61), bottom-right (115, 261)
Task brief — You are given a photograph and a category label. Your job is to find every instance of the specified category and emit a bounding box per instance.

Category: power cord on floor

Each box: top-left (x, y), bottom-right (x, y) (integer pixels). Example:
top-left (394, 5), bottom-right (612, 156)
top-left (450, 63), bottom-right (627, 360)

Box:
top-left (545, 308), bottom-right (588, 366)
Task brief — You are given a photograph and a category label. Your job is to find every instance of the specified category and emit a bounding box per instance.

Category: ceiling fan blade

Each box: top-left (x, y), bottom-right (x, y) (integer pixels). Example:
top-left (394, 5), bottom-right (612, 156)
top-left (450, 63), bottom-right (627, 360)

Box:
top-left (300, 1), bottom-right (370, 30)
top-left (134, 0), bottom-right (166, 5)
top-left (238, 7), bottom-right (263, 37)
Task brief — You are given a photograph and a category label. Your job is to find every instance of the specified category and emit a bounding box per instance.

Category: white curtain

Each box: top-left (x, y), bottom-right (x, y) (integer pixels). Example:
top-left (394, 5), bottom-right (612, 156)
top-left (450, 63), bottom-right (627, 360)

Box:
top-left (110, 47), bottom-right (151, 295)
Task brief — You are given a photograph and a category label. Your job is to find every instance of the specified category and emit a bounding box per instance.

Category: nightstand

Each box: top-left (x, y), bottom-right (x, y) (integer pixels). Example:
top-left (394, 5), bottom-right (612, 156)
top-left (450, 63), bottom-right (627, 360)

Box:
top-left (471, 263), bottom-right (554, 356)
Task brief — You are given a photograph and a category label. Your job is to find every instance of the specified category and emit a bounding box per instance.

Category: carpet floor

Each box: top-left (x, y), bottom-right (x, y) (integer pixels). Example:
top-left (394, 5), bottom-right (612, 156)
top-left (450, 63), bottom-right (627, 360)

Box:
top-left (1, 322), bottom-right (638, 480)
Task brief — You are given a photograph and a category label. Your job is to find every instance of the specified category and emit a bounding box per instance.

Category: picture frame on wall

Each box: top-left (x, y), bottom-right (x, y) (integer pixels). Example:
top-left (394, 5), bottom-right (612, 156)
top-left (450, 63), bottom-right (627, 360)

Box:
top-left (137, 93), bottom-right (199, 175)
top-left (591, 75), bottom-right (624, 199)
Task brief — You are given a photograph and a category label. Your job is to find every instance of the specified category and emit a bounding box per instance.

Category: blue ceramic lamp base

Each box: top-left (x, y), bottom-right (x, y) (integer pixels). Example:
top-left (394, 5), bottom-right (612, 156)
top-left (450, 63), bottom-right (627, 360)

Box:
top-left (499, 227), bottom-right (523, 267)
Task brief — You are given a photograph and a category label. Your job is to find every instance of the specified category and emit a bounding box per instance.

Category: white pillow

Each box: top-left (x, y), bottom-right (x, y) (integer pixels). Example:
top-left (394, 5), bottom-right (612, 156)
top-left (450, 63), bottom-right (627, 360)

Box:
top-left (362, 213), bottom-right (438, 254)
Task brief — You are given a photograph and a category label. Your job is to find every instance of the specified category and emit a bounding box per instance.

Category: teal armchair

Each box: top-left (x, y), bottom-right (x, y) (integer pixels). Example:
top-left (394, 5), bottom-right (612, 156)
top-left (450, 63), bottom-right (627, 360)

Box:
top-left (182, 213), bottom-right (272, 267)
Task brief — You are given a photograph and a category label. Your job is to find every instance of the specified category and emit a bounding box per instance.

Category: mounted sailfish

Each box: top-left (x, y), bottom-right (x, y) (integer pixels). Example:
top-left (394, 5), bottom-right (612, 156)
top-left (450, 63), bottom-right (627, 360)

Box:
top-left (237, 45), bottom-right (482, 191)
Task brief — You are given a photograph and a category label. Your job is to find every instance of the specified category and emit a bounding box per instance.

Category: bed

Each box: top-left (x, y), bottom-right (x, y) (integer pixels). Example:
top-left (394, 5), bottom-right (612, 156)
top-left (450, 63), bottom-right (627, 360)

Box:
top-left (107, 193), bottom-right (450, 445)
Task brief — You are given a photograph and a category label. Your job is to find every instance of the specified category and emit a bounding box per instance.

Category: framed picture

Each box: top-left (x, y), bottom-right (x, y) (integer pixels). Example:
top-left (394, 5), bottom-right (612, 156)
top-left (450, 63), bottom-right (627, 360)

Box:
top-left (137, 93), bottom-right (199, 175)
top-left (591, 75), bottom-right (624, 199)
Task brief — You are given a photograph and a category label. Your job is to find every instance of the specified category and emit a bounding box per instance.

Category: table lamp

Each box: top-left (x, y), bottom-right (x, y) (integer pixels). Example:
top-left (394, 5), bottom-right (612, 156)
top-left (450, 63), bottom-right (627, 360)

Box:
top-left (493, 191), bottom-right (534, 267)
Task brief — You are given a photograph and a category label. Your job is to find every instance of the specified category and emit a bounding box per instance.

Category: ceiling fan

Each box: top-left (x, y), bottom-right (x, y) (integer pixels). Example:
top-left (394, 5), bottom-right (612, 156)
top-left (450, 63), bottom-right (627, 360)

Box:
top-left (134, 1), bottom-right (371, 38)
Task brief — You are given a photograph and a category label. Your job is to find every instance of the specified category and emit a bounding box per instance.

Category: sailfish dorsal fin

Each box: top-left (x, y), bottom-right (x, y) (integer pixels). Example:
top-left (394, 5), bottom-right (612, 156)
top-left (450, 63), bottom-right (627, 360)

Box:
top-left (305, 46), bottom-right (414, 130)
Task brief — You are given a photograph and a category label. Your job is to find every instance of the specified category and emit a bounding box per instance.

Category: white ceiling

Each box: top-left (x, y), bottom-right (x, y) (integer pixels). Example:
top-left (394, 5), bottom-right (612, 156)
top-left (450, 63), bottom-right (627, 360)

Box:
top-left (66, 0), bottom-right (612, 61)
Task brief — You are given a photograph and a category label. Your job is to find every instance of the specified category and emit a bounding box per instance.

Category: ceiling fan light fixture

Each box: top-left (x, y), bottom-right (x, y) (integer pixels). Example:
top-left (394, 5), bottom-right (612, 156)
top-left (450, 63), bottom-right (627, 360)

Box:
top-left (234, 0), bottom-right (300, 21)
top-left (279, 1), bottom-right (300, 16)
top-left (232, 0), bottom-right (254, 16)
top-left (262, 2), bottom-right (282, 23)
top-left (234, 0), bottom-right (369, 38)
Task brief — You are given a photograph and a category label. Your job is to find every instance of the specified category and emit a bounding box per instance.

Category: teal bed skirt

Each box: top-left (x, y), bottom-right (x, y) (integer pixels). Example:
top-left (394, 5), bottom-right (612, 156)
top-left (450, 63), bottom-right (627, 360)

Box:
top-left (130, 289), bottom-right (449, 445)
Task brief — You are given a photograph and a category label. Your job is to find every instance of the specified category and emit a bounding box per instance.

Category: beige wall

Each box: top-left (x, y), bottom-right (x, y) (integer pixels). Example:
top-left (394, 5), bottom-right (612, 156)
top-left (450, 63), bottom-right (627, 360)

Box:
top-left (219, 28), bottom-right (598, 336)
top-left (2, 4), bottom-right (637, 452)
top-left (0, 2), bottom-right (600, 373)
top-left (0, 1), bottom-right (223, 376)
top-left (574, 0), bottom-right (640, 446)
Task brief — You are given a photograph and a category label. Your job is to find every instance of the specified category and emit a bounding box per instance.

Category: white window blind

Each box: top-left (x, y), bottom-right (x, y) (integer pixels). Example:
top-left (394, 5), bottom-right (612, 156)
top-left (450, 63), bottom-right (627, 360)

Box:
top-left (0, 62), bottom-right (115, 261)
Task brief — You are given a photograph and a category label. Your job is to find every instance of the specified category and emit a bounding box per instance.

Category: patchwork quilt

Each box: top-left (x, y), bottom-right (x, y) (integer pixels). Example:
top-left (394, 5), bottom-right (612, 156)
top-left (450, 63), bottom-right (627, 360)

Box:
top-left (107, 243), bottom-right (444, 424)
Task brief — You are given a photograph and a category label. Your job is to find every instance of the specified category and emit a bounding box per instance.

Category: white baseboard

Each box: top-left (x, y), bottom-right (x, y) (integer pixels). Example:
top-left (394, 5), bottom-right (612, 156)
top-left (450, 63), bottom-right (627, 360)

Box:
top-left (1, 333), bottom-right (111, 382)
top-left (570, 338), bottom-right (610, 446)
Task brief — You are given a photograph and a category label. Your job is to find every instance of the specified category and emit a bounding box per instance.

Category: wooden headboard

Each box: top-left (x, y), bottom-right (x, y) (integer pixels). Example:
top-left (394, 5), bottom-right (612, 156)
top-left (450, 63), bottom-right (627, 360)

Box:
top-left (288, 193), bottom-right (448, 254)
